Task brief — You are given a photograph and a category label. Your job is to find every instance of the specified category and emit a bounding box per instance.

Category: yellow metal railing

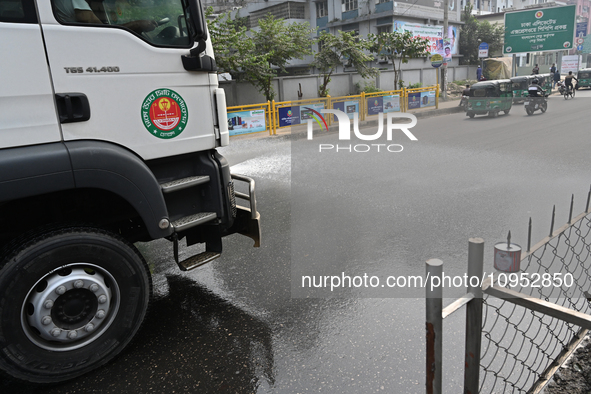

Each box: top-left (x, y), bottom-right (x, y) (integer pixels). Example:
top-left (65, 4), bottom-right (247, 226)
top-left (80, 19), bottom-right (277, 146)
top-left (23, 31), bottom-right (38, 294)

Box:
top-left (363, 89), bottom-right (407, 116)
top-left (227, 101), bottom-right (273, 136)
top-left (329, 93), bottom-right (365, 122)
top-left (404, 86), bottom-right (439, 112)
top-left (271, 97), bottom-right (331, 135)
top-left (227, 86), bottom-right (440, 137)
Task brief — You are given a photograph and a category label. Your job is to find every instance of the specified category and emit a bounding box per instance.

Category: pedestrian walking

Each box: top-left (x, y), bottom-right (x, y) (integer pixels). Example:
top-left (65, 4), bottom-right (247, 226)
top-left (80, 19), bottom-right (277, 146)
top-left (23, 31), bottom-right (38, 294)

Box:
top-left (532, 64), bottom-right (539, 74)
top-left (476, 65), bottom-right (482, 81)
top-left (553, 68), bottom-right (561, 89)
top-left (550, 63), bottom-right (556, 74)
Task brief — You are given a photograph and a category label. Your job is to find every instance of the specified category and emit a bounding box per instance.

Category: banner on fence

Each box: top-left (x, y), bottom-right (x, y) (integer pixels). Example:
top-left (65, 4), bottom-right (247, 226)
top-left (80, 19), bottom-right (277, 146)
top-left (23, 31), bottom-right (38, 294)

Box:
top-left (366, 95), bottom-right (401, 115)
top-left (278, 103), bottom-right (325, 127)
top-left (333, 100), bottom-right (359, 120)
top-left (408, 91), bottom-right (435, 110)
top-left (421, 91), bottom-right (436, 108)
top-left (228, 109), bottom-right (266, 136)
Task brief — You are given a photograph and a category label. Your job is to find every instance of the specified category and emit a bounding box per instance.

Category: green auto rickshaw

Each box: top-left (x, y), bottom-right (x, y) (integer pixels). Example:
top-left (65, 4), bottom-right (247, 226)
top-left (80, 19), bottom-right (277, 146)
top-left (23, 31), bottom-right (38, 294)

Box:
top-left (466, 80), bottom-right (513, 118)
top-left (510, 76), bottom-right (534, 103)
top-left (538, 73), bottom-right (553, 91)
top-left (576, 68), bottom-right (591, 89)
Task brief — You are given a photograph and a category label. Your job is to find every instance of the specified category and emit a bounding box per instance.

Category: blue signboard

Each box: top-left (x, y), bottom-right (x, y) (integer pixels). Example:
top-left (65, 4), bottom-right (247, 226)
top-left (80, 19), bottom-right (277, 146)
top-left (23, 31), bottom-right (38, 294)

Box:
top-left (576, 22), bottom-right (588, 51)
top-left (278, 106), bottom-right (300, 127)
top-left (407, 93), bottom-right (421, 110)
top-left (367, 97), bottom-right (383, 115)
top-left (478, 42), bottom-right (489, 50)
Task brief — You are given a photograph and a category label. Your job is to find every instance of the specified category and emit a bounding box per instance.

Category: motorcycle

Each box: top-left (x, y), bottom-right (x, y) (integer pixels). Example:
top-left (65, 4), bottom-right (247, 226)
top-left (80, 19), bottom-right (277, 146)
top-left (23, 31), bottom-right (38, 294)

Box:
top-left (524, 93), bottom-right (548, 115)
top-left (459, 95), bottom-right (469, 108)
top-left (557, 80), bottom-right (566, 95)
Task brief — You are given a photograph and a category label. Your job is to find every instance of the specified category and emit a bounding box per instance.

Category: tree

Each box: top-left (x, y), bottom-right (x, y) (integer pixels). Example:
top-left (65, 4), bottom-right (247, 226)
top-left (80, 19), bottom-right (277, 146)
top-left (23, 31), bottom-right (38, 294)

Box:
top-left (312, 30), bottom-right (378, 97)
top-left (207, 10), bottom-right (315, 101)
top-left (368, 31), bottom-right (431, 90)
top-left (206, 9), bottom-right (269, 81)
top-left (250, 14), bottom-right (315, 101)
top-left (459, 5), bottom-right (504, 65)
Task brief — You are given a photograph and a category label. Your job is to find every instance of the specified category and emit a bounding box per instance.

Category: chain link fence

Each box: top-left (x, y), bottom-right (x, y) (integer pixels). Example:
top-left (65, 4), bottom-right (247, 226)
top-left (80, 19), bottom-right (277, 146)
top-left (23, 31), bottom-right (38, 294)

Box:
top-left (480, 210), bottom-right (591, 393)
top-left (427, 190), bottom-right (591, 394)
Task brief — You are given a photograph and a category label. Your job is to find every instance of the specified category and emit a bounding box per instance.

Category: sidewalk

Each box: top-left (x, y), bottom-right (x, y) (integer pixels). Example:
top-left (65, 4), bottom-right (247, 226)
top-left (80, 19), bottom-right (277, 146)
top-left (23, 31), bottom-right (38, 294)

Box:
top-left (230, 97), bottom-right (464, 142)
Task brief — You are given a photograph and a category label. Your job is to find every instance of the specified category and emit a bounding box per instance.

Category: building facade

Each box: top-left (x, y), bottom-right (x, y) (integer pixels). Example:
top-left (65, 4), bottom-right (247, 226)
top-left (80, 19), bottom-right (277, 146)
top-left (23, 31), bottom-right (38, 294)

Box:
top-left (229, 0), bottom-right (464, 74)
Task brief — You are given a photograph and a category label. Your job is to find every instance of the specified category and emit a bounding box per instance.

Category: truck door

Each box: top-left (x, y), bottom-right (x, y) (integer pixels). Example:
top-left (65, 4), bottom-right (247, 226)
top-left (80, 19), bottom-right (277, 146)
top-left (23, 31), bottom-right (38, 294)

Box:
top-left (37, 0), bottom-right (218, 160)
top-left (0, 0), bottom-right (62, 149)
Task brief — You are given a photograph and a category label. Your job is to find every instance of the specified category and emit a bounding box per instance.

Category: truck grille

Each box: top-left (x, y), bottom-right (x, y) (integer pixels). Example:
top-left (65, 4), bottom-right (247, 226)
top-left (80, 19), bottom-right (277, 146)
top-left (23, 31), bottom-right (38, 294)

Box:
top-left (228, 182), bottom-right (237, 217)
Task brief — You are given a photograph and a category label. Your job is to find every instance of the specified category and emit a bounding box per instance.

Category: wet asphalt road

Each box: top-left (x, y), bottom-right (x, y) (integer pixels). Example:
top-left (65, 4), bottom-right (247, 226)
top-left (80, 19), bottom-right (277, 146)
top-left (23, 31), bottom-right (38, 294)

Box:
top-left (2, 91), bottom-right (591, 393)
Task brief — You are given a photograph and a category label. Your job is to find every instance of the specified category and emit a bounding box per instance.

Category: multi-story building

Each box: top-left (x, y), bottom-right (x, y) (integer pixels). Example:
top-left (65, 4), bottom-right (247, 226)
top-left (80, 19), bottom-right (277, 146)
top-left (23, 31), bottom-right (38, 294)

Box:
top-left (229, 0), bottom-right (463, 74)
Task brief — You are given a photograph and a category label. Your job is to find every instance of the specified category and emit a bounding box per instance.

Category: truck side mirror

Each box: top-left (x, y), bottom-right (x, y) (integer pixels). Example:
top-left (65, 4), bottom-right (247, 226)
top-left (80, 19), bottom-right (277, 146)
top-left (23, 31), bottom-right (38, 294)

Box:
top-left (187, 0), bottom-right (207, 42)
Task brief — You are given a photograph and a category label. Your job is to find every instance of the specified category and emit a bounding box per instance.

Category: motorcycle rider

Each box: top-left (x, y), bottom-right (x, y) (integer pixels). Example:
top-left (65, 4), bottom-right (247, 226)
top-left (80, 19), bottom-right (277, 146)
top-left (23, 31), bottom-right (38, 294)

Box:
top-left (564, 71), bottom-right (578, 95)
top-left (458, 84), bottom-right (470, 107)
top-left (527, 78), bottom-right (545, 98)
top-left (525, 78), bottom-right (547, 115)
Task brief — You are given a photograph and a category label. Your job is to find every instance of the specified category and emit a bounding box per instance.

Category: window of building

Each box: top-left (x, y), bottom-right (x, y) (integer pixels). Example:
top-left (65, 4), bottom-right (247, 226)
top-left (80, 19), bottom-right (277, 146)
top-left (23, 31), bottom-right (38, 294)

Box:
top-left (250, 2), bottom-right (306, 26)
top-left (377, 25), bottom-right (391, 35)
top-left (317, 1), bottom-right (328, 18)
top-left (342, 0), bottom-right (358, 12)
top-left (377, 0), bottom-right (391, 3)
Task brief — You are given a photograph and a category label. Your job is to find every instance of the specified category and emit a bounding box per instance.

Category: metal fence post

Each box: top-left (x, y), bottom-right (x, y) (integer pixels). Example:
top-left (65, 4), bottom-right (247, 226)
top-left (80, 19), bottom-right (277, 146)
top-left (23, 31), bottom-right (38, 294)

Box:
top-left (426, 259), bottom-right (443, 394)
top-left (464, 238), bottom-right (485, 394)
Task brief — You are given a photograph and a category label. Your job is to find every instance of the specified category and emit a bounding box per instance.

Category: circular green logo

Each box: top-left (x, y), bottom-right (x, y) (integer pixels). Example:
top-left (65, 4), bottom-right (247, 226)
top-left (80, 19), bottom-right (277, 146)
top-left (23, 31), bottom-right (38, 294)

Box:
top-left (141, 89), bottom-right (188, 139)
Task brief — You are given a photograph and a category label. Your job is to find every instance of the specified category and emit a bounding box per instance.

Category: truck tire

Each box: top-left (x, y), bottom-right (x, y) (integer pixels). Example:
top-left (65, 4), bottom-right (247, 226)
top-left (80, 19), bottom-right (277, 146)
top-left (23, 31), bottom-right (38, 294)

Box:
top-left (0, 227), bottom-right (151, 384)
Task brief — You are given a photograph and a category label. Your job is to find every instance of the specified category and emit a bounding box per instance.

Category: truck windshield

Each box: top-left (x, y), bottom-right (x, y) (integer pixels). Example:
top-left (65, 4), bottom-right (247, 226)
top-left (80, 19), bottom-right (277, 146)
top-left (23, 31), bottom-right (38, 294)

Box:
top-left (52, 0), bottom-right (192, 47)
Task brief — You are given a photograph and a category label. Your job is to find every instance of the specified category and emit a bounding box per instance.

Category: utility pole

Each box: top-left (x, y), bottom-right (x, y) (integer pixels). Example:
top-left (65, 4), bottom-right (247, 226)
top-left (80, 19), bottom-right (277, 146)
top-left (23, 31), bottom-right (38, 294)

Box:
top-left (442, 0), bottom-right (448, 100)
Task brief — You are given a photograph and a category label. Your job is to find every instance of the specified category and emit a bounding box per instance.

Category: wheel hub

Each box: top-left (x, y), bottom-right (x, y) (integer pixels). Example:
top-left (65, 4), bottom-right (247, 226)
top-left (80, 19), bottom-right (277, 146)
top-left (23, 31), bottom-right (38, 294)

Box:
top-left (52, 288), bottom-right (98, 329)
top-left (22, 265), bottom-right (119, 351)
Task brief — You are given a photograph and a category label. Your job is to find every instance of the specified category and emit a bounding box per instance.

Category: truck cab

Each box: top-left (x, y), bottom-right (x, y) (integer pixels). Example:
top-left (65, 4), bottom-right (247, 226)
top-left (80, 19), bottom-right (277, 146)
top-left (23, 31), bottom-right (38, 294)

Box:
top-left (0, 0), bottom-right (260, 384)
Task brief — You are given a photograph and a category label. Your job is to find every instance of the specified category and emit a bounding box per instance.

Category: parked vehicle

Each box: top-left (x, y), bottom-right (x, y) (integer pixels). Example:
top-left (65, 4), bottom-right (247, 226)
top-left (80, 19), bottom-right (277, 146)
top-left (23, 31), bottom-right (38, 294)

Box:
top-left (576, 68), bottom-right (591, 89)
top-left (0, 0), bottom-right (261, 384)
top-left (510, 76), bottom-right (534, 103)
top-left (466, 80), bottom-right (514, 118)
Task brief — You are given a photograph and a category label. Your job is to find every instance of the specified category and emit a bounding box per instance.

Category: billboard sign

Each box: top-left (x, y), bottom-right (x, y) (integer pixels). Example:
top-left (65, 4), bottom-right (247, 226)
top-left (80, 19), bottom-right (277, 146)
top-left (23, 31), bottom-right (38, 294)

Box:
top-left (503, 5), bottom-right (576, 54)
top-left (478, 42), bottom-right (489, 58)
top-left (228, 110), bottom-right (266, 136)
top-left (561, 55), bottom-right (580, 74)
top-left (394, 22), bottom-right (459, 55)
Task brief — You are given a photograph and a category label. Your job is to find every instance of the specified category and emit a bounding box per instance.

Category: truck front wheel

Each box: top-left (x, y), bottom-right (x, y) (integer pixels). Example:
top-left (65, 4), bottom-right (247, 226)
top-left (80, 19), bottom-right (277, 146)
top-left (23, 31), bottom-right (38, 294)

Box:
top-left (0, 227), bottom-right (151, 384)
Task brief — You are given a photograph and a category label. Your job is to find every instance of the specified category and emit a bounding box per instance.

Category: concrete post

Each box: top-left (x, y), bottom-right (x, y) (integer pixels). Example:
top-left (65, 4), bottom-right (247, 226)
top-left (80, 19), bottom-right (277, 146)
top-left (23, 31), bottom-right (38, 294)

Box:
top-left (426, 259), bottom-right (443, 394)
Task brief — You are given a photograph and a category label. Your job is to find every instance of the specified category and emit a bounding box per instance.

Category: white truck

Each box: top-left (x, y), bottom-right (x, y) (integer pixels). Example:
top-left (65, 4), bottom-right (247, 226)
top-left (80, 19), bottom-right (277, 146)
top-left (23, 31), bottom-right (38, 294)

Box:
top-left (0, 0), bottom-right (260, 384)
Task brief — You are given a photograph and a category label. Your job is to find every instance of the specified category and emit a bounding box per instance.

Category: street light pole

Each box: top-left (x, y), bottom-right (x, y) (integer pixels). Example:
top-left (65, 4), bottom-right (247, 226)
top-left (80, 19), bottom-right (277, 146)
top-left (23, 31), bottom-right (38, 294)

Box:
top-left (442, 0), bottom-right (448, 100)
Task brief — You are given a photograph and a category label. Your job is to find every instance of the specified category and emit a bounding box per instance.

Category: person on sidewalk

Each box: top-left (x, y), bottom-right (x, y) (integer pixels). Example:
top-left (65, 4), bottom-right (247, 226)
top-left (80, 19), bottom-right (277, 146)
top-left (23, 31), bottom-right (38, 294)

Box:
top-left (476, 65), bottom-right (482, 81)
top-left (550, 63), bottom-right (556, 74)
top-left (532, 64), bottom-right (539, 74)
top-left (553, 68), bottom-right (561, 89)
